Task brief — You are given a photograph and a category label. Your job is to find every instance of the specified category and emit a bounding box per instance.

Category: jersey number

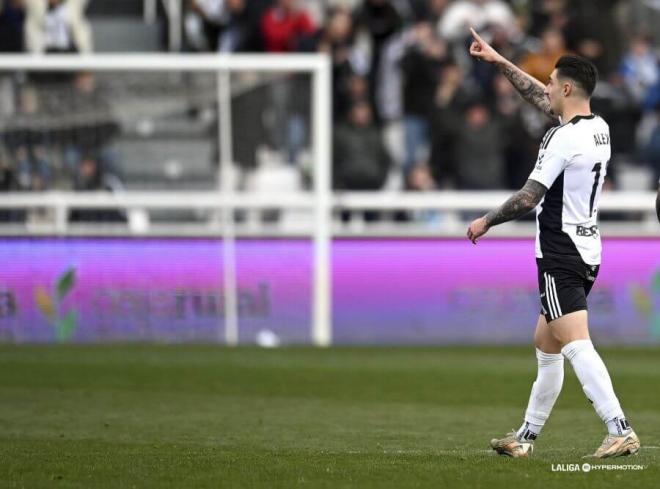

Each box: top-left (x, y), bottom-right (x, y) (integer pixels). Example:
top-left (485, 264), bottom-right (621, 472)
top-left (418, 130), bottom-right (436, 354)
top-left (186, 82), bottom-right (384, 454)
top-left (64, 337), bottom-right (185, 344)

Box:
top-left (589, 163), bottom-right (602, 217)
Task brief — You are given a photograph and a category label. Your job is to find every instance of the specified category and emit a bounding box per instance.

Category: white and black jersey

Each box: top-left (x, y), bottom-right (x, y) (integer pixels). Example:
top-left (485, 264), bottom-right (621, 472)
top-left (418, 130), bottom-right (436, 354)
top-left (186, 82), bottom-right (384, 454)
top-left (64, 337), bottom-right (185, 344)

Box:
top-left (528, 114), bottom-right (611, 266)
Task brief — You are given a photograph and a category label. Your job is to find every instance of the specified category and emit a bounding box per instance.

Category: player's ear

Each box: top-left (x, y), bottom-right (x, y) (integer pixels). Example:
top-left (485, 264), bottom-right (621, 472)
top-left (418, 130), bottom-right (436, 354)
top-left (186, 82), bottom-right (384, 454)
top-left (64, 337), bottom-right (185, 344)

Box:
top-left (563, 81), bottom-right (572, 98)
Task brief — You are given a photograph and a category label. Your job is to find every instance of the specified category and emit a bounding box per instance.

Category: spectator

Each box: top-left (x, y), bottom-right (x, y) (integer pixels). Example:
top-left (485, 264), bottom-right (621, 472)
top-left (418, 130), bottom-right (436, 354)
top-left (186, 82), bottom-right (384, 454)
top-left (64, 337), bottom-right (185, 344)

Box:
top-left (57, 72), bottom-right (120, 175)
top-left (407, 162), bottom-right (435, 191)
top-left (570, 3), bottom-right (621, 76)
top-left (0, 145), bottom-right (24, 228)
top-left (15, 143), bottom-right (51, 190)
top-left (3, 85), bottom-right (52, 191)
top-left (333, 73), bottom-right (370, 123)
top-left (333, 99), bottom-right (391, 223)
top-left (406, 161), bottom-right (445, 225)
top-left (591, 73), bottom-right (641, 158)
top-left (427, 0), bottom-right (450, 25)
top-left (354, 0), bottom-right (403, 123)
top-left (401, 21), bottom-right (448, 173)
top-left (428, 63), bottom-right (480, 187)
top-left (69, 154), bottom-right (125, 223)
top-left (453, 101), bottom-right (505, 190)
top-left (184, 0), bottom-right (226, 51)
top-left (0, 146), bottom-right (17, 191)
top-left (619, 34), bottom-right (659, 107)
top-left (238, 0), bottom-right (273, 51)
top-left (0, 1), bottom-right (25, 131)
top-left (318, 7), bottom-right (359, 121)
top-left (260, 1), bottom-right (316, 165)
top-left (333, 99), bottom-right (391, 191)
top-left (184, 0), bottom-right (249, 52)
top-left (623, 0), bottom-right (660, 47)
top-left (492, 73), bottom-right (541, 189)
top-left (24, 0), bottom-right (92, 54)
top-left (260, 0), bottom-right (316, 53)
top-left (519, 27), bottom-right (569, 83)
top-left (0, 0), bottom-right (25, 52)
top-left (218, 0), bottom-right (250, 52)
top-left (355, 0), bottom-right (403, 47)
top-left (641, 104), bottom-right (660, 185)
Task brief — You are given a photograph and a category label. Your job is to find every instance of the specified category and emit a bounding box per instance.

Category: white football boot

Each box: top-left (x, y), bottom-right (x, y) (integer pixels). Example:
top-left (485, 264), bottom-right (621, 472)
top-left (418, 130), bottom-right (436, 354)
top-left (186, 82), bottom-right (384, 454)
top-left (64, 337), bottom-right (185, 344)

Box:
top-left (490, 430), bottom-right (534, 458)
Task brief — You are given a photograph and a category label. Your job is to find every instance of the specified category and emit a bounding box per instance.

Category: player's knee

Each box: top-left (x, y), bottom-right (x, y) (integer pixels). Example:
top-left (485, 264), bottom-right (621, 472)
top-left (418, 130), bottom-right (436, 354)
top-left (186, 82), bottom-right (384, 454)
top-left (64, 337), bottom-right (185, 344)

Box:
top-left (548, 310), bottom-right (590, 346)
top-left (534, 335), bottom-right (562, 354)
top-left (533, 327), bottom-right (561, 354)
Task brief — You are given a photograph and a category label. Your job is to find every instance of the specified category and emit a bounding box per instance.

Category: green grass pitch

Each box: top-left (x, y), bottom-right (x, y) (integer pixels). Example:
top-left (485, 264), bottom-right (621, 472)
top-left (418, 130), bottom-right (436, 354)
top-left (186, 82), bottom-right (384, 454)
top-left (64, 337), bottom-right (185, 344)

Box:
top-left (0, 345), bottom-right (659, 488)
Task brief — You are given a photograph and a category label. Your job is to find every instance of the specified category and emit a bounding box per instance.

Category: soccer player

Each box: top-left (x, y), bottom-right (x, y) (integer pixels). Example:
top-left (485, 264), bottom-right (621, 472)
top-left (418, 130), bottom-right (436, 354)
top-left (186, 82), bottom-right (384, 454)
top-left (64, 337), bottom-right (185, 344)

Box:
top-left (466, 28), bottom-right (640, 458)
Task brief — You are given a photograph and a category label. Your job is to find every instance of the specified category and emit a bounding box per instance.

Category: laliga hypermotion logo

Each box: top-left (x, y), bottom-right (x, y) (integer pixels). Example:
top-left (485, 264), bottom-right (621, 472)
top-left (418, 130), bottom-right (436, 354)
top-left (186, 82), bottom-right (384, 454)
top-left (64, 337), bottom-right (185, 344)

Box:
top-left (34, 266), bottom-right (78, 342)
top-left (630, 269), bottom-right (660, 339)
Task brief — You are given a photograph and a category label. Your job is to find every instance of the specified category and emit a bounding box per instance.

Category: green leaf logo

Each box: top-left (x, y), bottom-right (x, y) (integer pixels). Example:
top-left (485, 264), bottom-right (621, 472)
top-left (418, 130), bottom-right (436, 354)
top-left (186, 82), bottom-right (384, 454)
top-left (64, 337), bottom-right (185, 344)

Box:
top-left (57, 268), bottom-right (76, 302)
top-left (34, 266), bottom-right (78, 342)
top-left (56, 310), bottom-right (77, 342)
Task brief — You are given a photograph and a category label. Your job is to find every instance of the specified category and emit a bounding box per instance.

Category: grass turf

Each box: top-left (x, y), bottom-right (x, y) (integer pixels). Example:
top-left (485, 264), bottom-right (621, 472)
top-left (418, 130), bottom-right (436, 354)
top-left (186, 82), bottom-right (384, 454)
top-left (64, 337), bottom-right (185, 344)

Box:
top-left (0, 345), bottom-right (658, 488)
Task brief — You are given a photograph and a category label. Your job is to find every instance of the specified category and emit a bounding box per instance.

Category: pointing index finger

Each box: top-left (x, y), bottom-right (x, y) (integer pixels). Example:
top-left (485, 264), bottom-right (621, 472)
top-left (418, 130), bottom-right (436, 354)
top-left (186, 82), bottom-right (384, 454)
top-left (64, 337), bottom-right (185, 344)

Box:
top-left (469, 27), bottom-right (484, 43)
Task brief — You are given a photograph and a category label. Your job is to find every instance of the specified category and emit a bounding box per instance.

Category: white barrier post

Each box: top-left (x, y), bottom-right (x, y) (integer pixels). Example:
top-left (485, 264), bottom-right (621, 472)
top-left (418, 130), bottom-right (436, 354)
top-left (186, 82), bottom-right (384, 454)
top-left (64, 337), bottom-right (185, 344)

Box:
top-left (217, 71), bottom-right (239, 346)
top-left (312, 56), bottom-right (332, 347)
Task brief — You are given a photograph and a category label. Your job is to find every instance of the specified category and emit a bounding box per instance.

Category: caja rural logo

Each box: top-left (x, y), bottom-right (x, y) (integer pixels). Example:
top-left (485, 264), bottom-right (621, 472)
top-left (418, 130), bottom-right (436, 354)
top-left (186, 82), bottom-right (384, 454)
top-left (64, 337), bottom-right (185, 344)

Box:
top-left (631, 269), bottom-right (660, 339)
top-left (34, 266), bottom-right (78, 342)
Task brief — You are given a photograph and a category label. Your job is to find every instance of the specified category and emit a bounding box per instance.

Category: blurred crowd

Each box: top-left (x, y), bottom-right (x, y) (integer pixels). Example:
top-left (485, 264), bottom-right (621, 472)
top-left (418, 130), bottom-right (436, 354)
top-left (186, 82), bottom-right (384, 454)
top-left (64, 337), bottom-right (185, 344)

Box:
top-left (1, 0), bottom-right (659, 217)
top-left (183, 0), bottom-right (660, 195)
top-left (1, 0), bottom-right (117, 220)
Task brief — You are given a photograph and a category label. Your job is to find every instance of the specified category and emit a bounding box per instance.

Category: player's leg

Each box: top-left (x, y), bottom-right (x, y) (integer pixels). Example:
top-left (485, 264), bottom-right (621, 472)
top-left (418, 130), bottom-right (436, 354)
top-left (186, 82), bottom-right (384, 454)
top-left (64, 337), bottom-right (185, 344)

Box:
top-left (490, 315), bottom-right (565, 457)
top-left (546, 268), bottom-right (640, 457)
top-left (551, 310), bottom-right (627, 436)
top-left (533, 313), bottom-right (562, 354)
top-left (514, 315), bottom-right (564, 441)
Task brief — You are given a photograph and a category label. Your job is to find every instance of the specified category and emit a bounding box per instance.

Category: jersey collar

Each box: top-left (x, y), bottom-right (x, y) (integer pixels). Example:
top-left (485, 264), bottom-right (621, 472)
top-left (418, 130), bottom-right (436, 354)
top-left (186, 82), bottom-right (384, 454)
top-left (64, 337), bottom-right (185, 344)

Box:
top-left (568, 113), bottom-right (596, 124)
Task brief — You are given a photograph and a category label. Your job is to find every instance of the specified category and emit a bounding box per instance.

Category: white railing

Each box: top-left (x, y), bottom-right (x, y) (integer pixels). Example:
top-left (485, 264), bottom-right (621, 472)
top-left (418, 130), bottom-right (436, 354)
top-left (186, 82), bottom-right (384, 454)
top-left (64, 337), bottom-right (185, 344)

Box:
top-left (0, 190), bottom-right (657, 235)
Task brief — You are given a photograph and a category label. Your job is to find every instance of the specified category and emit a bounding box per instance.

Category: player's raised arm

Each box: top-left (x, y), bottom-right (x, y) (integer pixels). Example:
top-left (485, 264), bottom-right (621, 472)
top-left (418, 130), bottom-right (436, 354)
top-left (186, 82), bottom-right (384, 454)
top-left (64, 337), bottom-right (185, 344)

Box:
top-left (469, 28), bottom-right (557, 120)
top-left (466, 179), bottom-right (547, 244)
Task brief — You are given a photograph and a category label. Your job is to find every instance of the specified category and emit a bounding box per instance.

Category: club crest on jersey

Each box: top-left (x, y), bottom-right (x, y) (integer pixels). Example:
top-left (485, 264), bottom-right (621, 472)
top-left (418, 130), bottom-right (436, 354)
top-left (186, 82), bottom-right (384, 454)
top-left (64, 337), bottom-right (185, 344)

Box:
top-left (594, 133), bottom-right (610, 146)
top-left (535, 154), bottom-right (545, 170)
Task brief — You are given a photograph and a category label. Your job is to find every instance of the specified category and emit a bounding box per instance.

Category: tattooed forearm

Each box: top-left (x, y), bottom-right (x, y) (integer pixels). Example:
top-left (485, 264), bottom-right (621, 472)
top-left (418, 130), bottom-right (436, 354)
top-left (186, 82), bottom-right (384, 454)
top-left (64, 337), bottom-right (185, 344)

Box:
top-left (484, 180), bottom-right (547, 227)
top-left (498, 60), bottom-right (556, 119)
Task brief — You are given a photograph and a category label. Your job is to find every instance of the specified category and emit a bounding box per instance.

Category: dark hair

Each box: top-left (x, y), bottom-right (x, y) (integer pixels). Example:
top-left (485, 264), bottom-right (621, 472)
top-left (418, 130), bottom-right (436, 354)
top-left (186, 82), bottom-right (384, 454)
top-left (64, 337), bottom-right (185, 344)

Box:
top-left (554, 55), bottom-right (598, 97)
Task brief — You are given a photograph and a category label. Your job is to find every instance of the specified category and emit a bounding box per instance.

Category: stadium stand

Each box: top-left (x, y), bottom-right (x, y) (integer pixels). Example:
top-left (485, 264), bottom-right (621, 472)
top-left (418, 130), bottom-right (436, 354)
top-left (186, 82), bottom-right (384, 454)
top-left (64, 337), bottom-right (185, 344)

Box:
top-left (0, 0), bottom-right (658, 229)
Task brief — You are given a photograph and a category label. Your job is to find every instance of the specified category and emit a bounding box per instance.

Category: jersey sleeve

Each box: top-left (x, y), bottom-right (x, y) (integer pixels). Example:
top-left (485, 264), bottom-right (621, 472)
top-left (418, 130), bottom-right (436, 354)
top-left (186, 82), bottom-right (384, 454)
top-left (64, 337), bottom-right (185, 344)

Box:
top-left (528, 129), bottom-right (570, 189)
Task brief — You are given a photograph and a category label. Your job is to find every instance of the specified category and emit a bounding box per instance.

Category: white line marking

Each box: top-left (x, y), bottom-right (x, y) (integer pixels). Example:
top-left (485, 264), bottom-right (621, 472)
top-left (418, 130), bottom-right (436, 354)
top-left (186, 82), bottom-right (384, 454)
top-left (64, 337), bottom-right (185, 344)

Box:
top-left (545, 273), bottom-right (557, 319)
top-left (551, 275), bottom-right (563, 316)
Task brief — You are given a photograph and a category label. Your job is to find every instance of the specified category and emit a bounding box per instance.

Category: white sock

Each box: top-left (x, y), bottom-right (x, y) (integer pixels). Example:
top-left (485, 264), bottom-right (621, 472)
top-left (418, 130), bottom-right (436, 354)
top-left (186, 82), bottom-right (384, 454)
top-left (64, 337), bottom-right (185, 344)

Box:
top-left (516, 348), bottom-right (564, 441)
top-left (561, 339), bottom-right (632, 436)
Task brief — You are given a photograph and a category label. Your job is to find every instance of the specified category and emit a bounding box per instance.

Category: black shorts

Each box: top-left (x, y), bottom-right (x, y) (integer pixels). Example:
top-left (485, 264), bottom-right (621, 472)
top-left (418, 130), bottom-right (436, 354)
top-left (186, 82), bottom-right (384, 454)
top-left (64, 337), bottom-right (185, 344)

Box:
top-left (537, 254), bottom-right (599, 323)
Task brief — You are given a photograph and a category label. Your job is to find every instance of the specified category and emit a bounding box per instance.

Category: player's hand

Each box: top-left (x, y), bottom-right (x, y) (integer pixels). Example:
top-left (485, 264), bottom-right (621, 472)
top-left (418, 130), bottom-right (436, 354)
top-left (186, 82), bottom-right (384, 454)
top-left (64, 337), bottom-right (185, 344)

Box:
top-left (468, 27), bottom-right (503, 64)
top-left (467, 217), bottom-right (490, 244)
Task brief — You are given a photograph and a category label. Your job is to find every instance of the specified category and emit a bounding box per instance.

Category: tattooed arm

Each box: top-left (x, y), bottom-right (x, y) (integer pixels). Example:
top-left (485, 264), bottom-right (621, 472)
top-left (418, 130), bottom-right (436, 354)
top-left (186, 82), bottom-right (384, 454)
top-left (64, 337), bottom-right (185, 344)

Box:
top-left (484, 179), bottom-right (547, 227)
top-left (468, 28), bottom-right (556, 120)
top-left (467, 180), bottom-right (547, 244)
top-left (498, 61), bottom-right (556, 119)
